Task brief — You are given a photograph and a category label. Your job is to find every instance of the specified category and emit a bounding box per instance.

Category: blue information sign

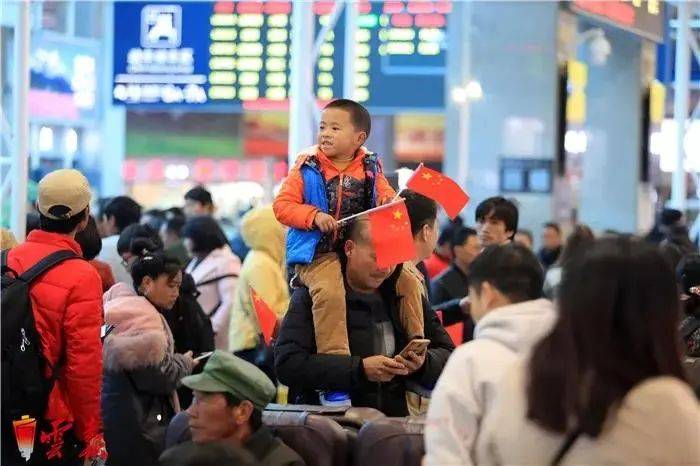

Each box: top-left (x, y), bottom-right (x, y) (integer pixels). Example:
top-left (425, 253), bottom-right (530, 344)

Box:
top-left (112, 1), bottom-right (448, 109)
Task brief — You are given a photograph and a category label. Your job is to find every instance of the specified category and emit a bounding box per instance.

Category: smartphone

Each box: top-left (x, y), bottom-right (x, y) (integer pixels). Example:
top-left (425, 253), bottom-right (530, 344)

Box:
top-left (194, 351), bottom-right (214, 362)
top-left (397, 339), bottom-right (430, 359)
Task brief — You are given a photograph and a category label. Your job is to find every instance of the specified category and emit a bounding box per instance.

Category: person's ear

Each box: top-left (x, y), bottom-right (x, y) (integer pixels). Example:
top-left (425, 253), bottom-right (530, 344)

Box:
top-left (234, 400), bottom-right (254, 426)
top-left (421, 224), bottom-right (432, 243)
top-left (139, 275), bottom-right (154, 295)
top-left (356, 131), bottom-right (367, 147)
top-left (344, 240), bottom-right (355, 259)
top-left (480, 281), bottom-right (496, 308)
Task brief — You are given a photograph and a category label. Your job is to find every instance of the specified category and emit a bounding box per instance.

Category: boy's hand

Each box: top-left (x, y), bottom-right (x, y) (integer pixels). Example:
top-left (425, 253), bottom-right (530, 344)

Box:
top-left (379, 196), bottom-right (397, 205)
top-left (313, 212), bottom-right (337, 233)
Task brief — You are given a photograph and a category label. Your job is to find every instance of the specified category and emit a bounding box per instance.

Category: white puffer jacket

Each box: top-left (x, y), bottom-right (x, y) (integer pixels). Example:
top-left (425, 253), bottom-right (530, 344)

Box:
top-left (424, 298), bottom-right (557, 466)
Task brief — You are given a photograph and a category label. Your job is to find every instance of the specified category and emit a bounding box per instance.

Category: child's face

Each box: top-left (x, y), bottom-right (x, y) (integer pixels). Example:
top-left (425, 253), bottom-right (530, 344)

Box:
top-left (317, 108), bottom-right (366, 159)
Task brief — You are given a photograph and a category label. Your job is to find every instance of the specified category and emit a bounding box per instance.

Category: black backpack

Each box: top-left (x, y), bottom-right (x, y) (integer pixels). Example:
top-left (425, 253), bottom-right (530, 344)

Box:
top-left (1, 249), bottom-right (79, 463)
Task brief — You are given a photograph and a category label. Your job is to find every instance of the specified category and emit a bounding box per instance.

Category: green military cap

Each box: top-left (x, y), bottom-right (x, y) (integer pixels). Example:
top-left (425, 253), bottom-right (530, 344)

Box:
top-left (181, 350), bottom-right (276, 411)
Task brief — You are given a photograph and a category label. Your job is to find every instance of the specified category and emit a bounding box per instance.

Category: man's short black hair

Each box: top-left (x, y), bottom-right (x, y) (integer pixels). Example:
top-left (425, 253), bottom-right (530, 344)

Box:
top-left (451, 226), bottom-right (477, 252)
top-left (660, 208), bottom-right (683, 227)
top-left (39, 208), bottom-right (88, 235)
top-left (185, 186), bottom-right (213, 207)
top-left (475, 196), bottom-right (519, 238)
top-left (468, 243), bottom-right (543, 303)
top-left (103, 196), bottom-right (142, 234)
top-left (403, 189), bottom-right (437, 236)
top-left (323, 99), bottom-right (371, 137)
top-left (544, 222), bottom-right (561, 234)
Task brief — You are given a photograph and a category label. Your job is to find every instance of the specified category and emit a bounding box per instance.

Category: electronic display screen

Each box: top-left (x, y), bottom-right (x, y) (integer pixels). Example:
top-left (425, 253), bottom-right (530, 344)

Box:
top-left (112, 1), bottom-right (448, 109)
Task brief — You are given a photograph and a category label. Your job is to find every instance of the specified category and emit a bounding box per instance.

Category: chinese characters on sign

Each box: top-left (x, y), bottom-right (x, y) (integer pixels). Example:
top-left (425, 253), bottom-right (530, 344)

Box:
top-left (113, 1), bottom-right (449, 109)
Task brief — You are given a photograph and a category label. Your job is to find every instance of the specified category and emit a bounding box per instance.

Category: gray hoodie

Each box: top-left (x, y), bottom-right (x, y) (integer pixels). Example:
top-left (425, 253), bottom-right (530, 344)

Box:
top-left (424, 298), bottom-right (556, 466)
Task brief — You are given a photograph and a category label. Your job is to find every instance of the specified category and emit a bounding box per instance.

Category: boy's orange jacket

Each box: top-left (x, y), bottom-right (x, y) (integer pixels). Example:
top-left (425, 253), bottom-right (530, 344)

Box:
top-left (273, 145), bottom-right (395, 230)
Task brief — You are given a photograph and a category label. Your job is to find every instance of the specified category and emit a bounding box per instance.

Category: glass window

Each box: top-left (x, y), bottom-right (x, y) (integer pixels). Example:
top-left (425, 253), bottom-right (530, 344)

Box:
top-left (1, 27), bottom-right (14, 122)
top-left (38, 126), bottom-right (54, 152)
top-left (75, 2), bottom-right (103, 38)
top-left (42, 1), bottom-right (69, 33)
top-left (64, 128), bottom-right (79, 155)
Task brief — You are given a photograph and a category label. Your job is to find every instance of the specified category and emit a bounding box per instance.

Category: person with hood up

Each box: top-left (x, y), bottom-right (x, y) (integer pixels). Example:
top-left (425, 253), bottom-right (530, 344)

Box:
top-left (102, 240), bottom-right (197, 466)
top-left (424, 243), bottom-right (556, 466)
top-left (229, 206), bottom-right (288, 354)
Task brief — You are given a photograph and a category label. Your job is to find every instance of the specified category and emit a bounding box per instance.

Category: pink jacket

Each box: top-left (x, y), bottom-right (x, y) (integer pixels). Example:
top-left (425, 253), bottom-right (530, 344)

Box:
top-left (185, 247), bottom-right (241, 351)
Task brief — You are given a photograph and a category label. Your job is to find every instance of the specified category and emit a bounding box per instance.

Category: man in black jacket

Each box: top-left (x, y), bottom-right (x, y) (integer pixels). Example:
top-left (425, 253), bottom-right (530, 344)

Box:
top-left (431, 226), bottom-right (479, 305)
top-left (274, 218), bottom-right (455, 416)
top-left (431, 227), bottom-right (480, 342)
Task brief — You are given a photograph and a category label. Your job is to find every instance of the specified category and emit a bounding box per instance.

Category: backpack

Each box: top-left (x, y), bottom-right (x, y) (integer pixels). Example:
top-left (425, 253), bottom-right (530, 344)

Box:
top-left (1, 249), bottom-right (79, 463)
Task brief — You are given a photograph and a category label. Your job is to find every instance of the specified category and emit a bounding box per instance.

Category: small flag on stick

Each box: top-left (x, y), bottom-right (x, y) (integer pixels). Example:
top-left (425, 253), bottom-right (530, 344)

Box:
top-left (406, 164), bottom-right (469, 219)
top-left (367, 200), bottom-right (417, 268)
top-left (250, 287), bottom-right (278, 346)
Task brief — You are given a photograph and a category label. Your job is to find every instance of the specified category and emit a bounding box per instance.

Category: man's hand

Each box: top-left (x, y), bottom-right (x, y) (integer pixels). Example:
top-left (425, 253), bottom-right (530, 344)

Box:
top-left (313, 212), bottom-right (337, 233)
top-left (395, 351), bottom-right (426, 374)
top-left (363, 355), bottom-right (409, 382)
top-left (182, 350), bottom-right (199, 368)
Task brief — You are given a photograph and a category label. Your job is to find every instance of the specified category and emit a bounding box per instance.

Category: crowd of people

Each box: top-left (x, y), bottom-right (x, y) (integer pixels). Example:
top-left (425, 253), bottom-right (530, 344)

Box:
top-left (2, 99), bottom-right (700, 466)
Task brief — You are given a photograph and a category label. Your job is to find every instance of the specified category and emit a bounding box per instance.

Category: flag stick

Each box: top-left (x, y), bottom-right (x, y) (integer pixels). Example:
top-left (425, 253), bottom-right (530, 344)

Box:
top-left (392, 163), bottom-right (425, 201)
top-left (337, 200), bottom-right (403, 225)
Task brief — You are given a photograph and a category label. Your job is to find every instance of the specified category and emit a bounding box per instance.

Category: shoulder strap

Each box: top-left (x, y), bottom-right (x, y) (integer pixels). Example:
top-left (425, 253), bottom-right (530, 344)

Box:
top-left (550, 429), bottom-right (581, 466)
top-left (1, 249), bottom-right (16, 278)
top-left (1, 249), bottom-right (11, 274)
top-left (19, 250), bottom-right (79, 284)
top-left (196, 273), bottom-right (239, 288)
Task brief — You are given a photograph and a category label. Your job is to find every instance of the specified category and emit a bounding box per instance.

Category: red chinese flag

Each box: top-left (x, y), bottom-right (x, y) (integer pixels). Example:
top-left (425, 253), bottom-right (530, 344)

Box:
top-left (250, 287), bottom-right (278, 346)
top-left (406, 164), bottom-right (470, 219)
top-left (367, 200), bottom-right (417, 268)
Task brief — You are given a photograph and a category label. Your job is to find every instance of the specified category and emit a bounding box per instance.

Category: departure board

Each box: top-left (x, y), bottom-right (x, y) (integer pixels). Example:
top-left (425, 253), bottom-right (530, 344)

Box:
top-left (113, 1), bottom-right (448, 109)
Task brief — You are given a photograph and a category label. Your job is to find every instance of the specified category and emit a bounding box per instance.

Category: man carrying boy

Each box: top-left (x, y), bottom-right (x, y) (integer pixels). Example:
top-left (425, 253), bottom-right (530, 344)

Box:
top-left (273, 99), bottom-right (425, 405)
